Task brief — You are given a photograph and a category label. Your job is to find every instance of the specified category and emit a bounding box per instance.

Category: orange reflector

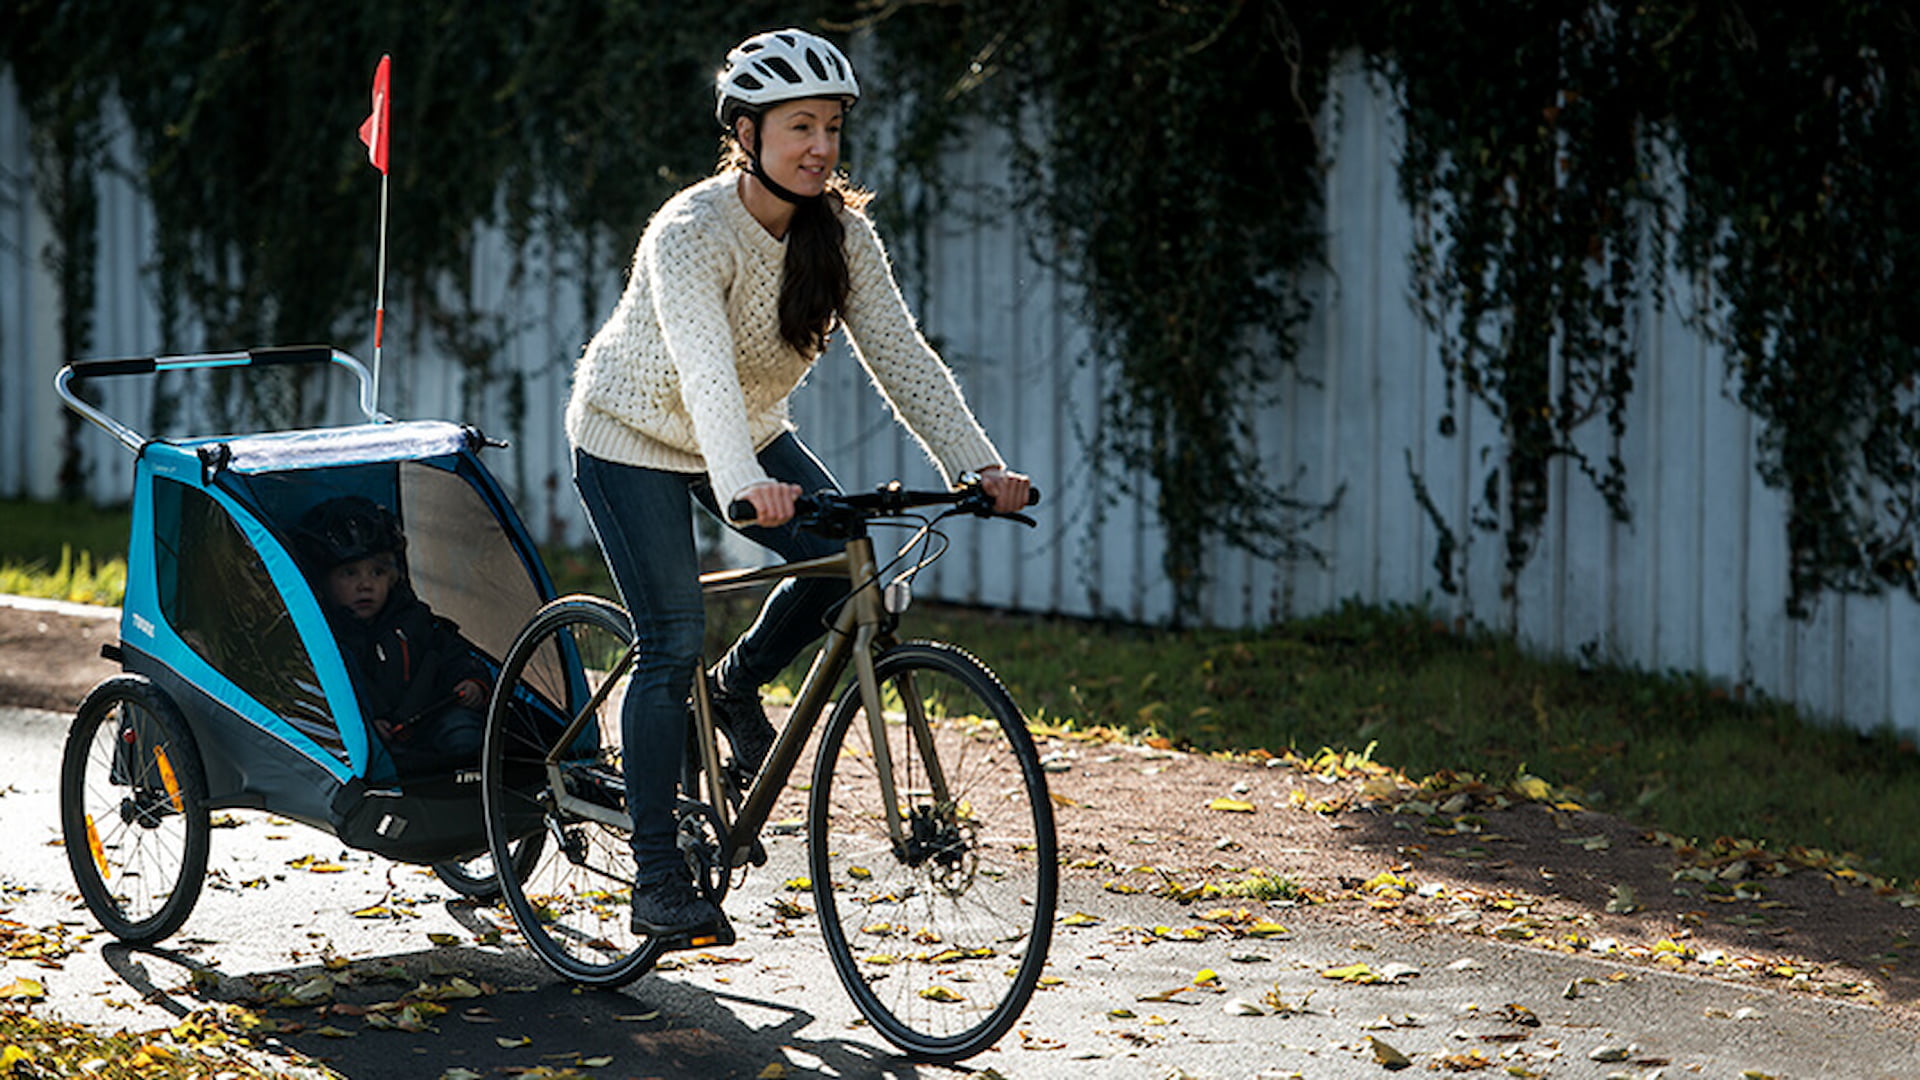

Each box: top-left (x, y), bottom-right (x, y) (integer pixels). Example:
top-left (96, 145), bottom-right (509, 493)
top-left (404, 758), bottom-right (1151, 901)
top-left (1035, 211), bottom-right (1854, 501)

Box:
top-left (688, 934), bottom-right (719, 948)
top-left (154, 746), bottom-right (184, 813)
top-left (85, 815), bottom-right (108, 880)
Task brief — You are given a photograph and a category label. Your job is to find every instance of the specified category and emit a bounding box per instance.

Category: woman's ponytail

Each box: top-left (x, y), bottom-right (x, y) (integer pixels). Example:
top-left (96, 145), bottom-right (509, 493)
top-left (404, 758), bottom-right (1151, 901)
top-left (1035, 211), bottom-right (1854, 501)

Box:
top-left (779, 189), bottom-right (850, 354)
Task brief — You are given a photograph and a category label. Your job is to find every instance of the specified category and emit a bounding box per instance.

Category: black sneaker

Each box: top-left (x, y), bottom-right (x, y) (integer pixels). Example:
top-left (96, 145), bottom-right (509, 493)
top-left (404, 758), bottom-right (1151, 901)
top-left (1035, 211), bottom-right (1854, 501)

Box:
top-left (707, 674), bottom-right (776, 782)
top-left (630, 873), bottom-right (722, 937)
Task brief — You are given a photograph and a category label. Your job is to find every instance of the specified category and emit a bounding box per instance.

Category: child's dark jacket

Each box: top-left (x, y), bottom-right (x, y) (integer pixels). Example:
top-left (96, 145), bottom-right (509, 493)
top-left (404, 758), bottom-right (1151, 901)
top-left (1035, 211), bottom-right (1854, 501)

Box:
top-left (325, 583), bottom-right (486, 731)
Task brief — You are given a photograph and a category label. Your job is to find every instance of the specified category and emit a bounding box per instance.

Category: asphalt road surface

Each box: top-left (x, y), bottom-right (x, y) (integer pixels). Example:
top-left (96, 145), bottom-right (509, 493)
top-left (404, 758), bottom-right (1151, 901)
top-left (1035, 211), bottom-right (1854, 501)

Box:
top-left (5, 703), bottom-right (1919, 1079)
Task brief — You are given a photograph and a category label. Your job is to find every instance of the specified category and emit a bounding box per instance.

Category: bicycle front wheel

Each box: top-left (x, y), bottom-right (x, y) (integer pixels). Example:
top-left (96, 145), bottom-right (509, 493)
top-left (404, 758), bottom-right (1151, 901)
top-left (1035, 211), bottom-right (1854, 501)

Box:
top-left (60, 676), bottom-right (211, 945)
top-left (481, 595), bottom-right (658, 987)
top-left (809, 641), bottom-right (1057, 1062)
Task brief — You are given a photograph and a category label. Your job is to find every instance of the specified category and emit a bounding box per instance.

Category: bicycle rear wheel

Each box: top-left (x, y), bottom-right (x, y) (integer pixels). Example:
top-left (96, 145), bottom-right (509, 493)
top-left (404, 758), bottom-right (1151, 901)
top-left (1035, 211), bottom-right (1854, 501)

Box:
top-left (808, 641), bottom-right (1057, 1062)
top-left (481, 596), bottom-right (659, 987)
top-left (60, 676), bottom-right (211, 945)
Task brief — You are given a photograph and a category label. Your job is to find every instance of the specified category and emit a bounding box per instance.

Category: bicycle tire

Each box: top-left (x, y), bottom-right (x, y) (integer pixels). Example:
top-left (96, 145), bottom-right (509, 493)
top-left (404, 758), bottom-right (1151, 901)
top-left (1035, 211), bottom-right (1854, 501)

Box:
top-left (60, 676), bottom-right (211, 945)
top-left (481, 595), bottom-right (661, 987)
top-left (808, 641), bottom-right (1057, 1062)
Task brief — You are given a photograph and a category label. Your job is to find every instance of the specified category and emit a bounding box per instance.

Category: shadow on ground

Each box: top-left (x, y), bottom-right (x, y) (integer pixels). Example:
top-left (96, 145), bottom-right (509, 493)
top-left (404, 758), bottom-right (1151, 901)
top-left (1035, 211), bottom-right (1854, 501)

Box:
top-left (101, 911), bottom-right (923, 1080)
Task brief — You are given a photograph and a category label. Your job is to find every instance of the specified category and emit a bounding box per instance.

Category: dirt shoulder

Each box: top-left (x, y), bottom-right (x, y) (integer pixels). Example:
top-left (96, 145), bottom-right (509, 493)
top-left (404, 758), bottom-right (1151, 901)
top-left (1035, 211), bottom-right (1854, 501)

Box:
top-left (1037, 732), bottom-right (1920, 1025)
top-left (7, 596), bottom-right (1918, 1028)
top-left (0, 597), bottom-right (120, 714)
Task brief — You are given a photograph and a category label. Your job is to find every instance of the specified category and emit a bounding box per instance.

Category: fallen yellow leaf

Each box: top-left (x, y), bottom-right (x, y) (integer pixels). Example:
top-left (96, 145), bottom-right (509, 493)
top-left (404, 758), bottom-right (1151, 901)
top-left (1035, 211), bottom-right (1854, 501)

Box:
top-left (0, 977), bottom-right (46, 1001)
top-left (1207, 797), bottom-right (1256, 813)
top-left (1512, 775), bottom-right (1551, 801)
top-left (1362, 870), bottom-right (1411, 894)
top-left (1320, 963), bottom-right (1381, 984)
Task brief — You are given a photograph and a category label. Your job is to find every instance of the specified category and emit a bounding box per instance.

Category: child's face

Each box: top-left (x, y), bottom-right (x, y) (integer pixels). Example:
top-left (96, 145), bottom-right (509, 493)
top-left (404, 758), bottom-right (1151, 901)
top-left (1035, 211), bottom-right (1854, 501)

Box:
top-left (327, 553), bottom-right (399, 620)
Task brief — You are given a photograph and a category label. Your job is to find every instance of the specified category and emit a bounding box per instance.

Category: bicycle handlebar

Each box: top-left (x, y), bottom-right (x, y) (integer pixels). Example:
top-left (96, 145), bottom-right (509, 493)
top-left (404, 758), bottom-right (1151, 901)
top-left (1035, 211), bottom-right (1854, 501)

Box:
top-left (726, 482), bottom-right (1041, 531)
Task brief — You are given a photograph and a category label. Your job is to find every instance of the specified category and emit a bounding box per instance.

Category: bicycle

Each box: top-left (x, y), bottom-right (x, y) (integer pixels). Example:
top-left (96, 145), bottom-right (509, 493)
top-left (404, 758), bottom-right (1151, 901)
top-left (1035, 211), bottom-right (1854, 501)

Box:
top-left (477, 480), bottom-right (1056, 1063)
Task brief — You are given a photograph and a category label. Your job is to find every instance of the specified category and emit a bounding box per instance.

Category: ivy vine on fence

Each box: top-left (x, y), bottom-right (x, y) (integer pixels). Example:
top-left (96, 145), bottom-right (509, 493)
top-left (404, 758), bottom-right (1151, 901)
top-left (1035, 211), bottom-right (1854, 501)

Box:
top-left (7, 1), bottom-right (1920, 619)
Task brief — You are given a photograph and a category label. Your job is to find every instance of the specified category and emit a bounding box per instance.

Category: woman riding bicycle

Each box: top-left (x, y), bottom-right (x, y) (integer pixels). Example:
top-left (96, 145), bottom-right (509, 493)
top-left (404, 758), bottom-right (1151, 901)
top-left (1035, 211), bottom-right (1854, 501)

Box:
top-left (564, 27), bottom-right (1031, 938)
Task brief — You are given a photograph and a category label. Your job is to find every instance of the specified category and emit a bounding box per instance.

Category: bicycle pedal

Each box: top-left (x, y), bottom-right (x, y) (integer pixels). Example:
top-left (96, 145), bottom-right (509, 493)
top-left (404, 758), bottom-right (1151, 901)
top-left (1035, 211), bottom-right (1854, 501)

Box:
top-left (656, 912), bottom-right (736, 953)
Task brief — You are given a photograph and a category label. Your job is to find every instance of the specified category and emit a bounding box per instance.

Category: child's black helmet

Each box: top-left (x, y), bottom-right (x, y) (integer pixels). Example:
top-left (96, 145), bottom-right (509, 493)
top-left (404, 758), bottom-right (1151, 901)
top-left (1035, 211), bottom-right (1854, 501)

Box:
top-left (296, 496), bottom-right (405, 572)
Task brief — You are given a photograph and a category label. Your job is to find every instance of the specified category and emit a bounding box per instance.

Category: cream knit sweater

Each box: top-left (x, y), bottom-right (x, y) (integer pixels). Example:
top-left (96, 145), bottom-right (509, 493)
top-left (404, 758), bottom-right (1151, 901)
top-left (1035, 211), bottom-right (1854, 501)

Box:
top-left (566, 172), bottom-right (1003, 503)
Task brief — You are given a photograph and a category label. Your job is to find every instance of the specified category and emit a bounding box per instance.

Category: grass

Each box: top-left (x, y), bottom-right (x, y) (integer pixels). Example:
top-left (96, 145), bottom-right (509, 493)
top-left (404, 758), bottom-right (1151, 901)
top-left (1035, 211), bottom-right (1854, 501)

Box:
top-left (919, 600), bottom-right (1920, 884)
top-left (0, 499), bottom-right (130, 605)
top-left (7, 496), bottom-right (1920, 883)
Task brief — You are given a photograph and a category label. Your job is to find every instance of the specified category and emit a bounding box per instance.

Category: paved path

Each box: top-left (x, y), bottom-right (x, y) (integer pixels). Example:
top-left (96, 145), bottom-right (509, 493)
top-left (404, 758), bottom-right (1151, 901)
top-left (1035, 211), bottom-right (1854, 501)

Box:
top-left (4, 703), bottom-right (1917, 1079)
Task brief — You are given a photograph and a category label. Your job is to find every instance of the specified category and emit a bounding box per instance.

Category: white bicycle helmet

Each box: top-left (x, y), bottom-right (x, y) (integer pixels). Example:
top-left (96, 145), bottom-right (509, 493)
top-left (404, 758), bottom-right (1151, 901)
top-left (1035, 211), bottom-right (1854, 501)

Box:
top-left (715, 28), bottom-right (860, 127)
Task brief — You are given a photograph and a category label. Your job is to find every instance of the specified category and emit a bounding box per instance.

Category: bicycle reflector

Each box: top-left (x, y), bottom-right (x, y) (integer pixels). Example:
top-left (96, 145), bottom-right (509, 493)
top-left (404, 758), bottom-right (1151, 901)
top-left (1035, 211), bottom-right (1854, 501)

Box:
top-left (884, 577), bottom-right (912, 614)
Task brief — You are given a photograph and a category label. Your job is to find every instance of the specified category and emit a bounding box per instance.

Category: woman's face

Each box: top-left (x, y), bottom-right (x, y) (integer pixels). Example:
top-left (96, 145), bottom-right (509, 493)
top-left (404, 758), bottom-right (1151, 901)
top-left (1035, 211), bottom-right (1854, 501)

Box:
top-left (741, 98), bottom-right (844, 198)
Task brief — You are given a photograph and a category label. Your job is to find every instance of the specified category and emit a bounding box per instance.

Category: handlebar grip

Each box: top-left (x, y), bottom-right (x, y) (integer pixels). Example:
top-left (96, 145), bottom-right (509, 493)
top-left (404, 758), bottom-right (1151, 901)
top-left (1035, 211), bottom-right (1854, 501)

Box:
top-left (727, 494), bottom-right (821, 527)
top-left (67, 345), bottom-right (336, 379)
top-left (66, 355), bottom-right (158, 377)
top-left (246, 344), bottom-right (334, 367)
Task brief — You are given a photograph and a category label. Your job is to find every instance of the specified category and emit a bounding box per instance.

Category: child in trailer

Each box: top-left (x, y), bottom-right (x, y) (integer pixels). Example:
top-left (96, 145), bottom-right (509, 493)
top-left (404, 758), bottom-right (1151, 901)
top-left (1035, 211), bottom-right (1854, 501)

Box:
top-left (295, 495), bottom-right (489, 777)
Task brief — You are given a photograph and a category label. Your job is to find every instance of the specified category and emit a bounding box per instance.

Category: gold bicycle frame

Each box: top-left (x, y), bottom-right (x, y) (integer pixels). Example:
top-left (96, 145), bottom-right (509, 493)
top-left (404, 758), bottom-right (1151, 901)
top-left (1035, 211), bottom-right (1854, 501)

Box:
top-left (537, 530), bottom-right (955, 866)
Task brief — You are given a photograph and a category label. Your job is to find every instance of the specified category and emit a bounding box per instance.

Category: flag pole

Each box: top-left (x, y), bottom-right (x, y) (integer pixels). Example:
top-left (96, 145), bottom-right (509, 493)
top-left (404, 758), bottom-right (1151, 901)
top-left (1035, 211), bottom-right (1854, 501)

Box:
top-left (373, 168), bottom-right (389, 412)
top-left (358, 54), bottom-right (393, 419)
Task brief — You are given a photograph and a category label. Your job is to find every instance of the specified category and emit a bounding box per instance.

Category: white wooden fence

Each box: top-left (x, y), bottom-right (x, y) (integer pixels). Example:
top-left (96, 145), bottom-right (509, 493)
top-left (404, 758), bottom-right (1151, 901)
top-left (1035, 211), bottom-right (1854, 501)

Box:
top-left (4, 62), bottom-right (1916, 737)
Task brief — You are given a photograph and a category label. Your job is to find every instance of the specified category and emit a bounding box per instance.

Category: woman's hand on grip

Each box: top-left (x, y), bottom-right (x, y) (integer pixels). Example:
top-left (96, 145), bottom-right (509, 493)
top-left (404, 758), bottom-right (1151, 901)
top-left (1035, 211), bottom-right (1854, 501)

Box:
top-left (735, 480), bottom-right (803, 527)
top-left (975, 466), bottom-right (1031, 515)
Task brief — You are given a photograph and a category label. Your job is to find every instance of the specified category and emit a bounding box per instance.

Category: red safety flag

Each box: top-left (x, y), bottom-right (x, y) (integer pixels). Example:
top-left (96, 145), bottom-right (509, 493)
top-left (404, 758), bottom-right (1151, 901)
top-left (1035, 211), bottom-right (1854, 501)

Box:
top-left (357, 55), bottom-right (391, 174)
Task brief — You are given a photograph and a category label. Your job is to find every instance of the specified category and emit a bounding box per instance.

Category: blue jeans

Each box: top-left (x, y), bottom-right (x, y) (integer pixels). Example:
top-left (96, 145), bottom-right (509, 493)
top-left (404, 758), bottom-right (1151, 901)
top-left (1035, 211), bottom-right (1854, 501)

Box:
top-left (572, 435), bottom-right (846, 882)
